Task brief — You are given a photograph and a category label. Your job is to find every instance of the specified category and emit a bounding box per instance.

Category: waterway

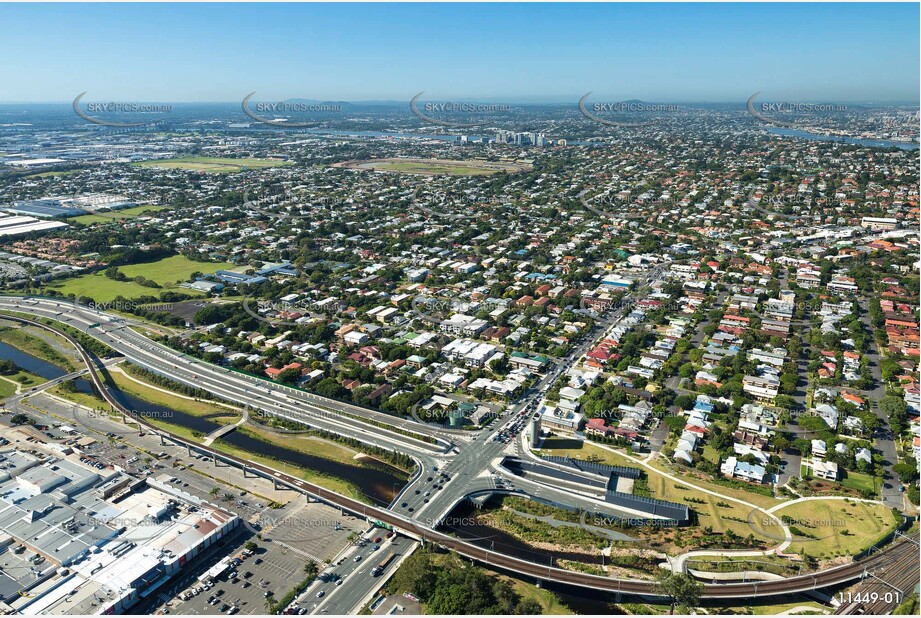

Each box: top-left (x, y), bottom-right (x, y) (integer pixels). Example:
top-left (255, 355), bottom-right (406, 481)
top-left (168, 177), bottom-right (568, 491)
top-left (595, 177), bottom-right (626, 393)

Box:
top-left (0, 339), bottom-right (405, 504)
top-left (766, 127), bottom-right (918, 150)
top-left (0, 340), bottom-right (93, 393)
top-left (442, 500), bottom-right (606, 566)
top-left (219, 429), bottom-right (407, 505)
top-left (442, 501), bottom-right (629, 613)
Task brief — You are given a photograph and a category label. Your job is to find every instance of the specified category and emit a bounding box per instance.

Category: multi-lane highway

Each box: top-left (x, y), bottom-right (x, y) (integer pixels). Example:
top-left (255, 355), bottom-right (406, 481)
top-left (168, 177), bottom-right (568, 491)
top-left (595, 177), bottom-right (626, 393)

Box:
top-left (0, 296), bottom-right (449, 462)
top-left (5, 307), bottom-right (916, 602)
top-left (395, 270), bottom-right (660, 521)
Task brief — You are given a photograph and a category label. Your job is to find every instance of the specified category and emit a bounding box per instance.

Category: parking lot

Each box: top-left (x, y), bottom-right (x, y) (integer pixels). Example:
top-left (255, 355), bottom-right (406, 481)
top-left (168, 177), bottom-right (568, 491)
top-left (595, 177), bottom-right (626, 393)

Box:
top-left (163, 536), bottom-right (321, 616)
top-left (2, 394), bottom-right (369, 616)
top-left (252, 496), bottom-right (365, 563)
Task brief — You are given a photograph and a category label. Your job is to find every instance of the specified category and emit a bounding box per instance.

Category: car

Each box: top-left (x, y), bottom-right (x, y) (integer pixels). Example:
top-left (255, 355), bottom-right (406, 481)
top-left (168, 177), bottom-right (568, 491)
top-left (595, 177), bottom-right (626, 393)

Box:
top-left (426, 477), bottom-right (433, 482)
top-left (373, 536), bottom-right (382, 543)
top-left (354, 555), bottom-right (362, 562)
top-left (372, 544), bottom-right (380, 551)
top-left (219, 604), bottom-right (229, 613)
top-left (385, 531), bottom-right (394, 538)
top-left (316, 590), bottom-right (325, 598)
top-left (423, 492), bottom-right (430, 497)
top-left (336, 579), bottom-right (343, 586)
top-left (400, 501), bottom-right (408, 508)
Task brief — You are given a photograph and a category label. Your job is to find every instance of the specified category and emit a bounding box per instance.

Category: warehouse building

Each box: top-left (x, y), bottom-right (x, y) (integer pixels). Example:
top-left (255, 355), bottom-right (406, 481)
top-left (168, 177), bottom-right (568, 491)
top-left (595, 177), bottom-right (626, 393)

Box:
top-left (0, 451), bottom-right (237, 615)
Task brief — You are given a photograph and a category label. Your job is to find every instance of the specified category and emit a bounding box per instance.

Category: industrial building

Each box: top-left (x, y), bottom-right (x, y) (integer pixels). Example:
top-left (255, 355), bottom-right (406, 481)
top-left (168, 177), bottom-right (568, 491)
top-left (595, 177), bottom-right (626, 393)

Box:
top-left (0, 214), bottom-right (69, 238)
top-left (0, 451), bottom-right (238, 615)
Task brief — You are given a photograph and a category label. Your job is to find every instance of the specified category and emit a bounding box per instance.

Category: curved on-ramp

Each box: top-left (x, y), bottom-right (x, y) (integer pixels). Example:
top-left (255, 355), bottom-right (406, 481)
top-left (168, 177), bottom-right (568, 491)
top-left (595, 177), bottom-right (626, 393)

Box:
top-left (3, 311), bottom-right (915, 601)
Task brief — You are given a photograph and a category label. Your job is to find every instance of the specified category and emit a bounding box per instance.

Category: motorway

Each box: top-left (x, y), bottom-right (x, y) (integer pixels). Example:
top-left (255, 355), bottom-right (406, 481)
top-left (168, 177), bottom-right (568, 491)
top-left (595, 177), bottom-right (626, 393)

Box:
top-left (397, 266), bottom-right (665, 523)
top-left (4, 309), bottom-right (917, 602)
top-left (0, 297), bottom-right (450, 465)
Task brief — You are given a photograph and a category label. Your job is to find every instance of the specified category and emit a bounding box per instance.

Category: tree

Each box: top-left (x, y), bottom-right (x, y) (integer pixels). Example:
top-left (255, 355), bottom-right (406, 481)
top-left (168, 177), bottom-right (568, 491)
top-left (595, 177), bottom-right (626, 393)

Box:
top-left (655, 571), bottom-right (703, 613)
top-left (880, 396), bottom-right (908, 434)
top-left (263, 591), bottom-right (274, 613)
top-left (673, 394), bottom-right (694, 410)
top-left (774, 395), bottom-right (797, 410)
top-left (277, 366), bottom-right (302, 385)
top-left (893, 460), bottom-right (919, 485)
top-left (389, 549), bottom-right (438, 601)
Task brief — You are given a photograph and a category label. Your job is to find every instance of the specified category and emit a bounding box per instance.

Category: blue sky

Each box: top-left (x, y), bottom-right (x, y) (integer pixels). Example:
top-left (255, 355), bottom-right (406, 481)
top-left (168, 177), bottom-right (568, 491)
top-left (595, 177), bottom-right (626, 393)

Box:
top-left (2, 2), bottom-right (918, 103)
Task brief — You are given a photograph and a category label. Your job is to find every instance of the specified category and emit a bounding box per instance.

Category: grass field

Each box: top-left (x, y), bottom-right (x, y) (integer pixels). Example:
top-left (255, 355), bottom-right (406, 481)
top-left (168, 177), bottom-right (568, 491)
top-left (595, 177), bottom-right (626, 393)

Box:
top-left (0, 377), bottom-right (19, 398)
top-left (118, 255), bottom-right (232, 287)
top-left (243, 424), bottom-right (362, 467)
top-left (108, 368), bottom-right (237, 420)
top-left (0, 370), bottom-right (46, 398)
top-left (25, 169), bottom-right (83, 179)
top-left (133, 156), bottom-right (292, 173)
top-left (43, 255), bottom-right (232, 302)
top-left (536, 438), bottom-right (778, 547)
top-left (718, 600), bottom-right (829, 615)
top-left (774, 499), bottom-right (900, 558)
top-left (47, 383), bottom-right (107, 410)
top-left (538, 437), bottom-right (637, 467)
top-left (647, 456), bottom-right (781, 510)
top-left (209, 435), bottom-right (365, 502)
top-left (70, 205), bottom-right (169, 225)
top-left (52, 366), bottom-right (233, 421)
top-left (335, 157), bottom-right (530, 176)
top-left (45, 274), bottom-right (193, 304)
top-left (49, 368), bottom-right (239, 442)
top-left (0, 324), bottom-right (76, 371)
top-left (840, 470), bottom-right (881, 495)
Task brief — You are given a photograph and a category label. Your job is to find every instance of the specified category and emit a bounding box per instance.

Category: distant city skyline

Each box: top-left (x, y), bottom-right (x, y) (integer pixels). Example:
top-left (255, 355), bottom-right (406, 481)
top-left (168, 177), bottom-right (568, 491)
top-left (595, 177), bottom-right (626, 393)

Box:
top-left (1, 2), bottom-right (918, 103)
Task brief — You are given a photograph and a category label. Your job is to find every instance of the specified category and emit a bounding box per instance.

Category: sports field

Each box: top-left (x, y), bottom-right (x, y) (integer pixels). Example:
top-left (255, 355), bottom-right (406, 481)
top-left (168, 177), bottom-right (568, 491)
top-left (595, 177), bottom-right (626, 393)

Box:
top-left (132, 156), bottom-right (292, 173)
top-left (43, 255), bottom-right (232, 303)
top-left (25, 169), bottom-right (83, 179)
top-left (71, 205), bottom-right (169, 225)
top-left (334, 157), bottom-right (531, 176)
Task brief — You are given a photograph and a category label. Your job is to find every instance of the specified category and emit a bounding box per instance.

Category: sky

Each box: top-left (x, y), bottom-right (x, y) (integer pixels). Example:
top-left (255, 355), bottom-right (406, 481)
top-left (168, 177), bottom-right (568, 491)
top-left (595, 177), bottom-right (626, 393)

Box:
top-left (1, 2), bottom-right (918, 103)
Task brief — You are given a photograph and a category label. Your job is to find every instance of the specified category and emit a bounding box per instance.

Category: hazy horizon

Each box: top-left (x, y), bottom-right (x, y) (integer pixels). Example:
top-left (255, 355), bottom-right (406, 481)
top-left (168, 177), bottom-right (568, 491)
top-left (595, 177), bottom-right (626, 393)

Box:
top-left (2, 2), bottom-right (918, 103)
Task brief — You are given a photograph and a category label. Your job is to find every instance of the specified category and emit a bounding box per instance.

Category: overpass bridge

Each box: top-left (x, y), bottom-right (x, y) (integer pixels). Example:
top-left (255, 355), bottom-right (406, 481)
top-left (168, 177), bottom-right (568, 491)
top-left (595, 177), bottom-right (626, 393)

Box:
top-left (2, 309), bottom-right (915, 601)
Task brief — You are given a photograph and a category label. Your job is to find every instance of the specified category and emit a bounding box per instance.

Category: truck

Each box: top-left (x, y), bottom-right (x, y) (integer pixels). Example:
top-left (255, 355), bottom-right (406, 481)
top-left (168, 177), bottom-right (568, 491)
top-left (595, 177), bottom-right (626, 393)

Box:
top-left (370, 551), bottom-right (396, 577)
